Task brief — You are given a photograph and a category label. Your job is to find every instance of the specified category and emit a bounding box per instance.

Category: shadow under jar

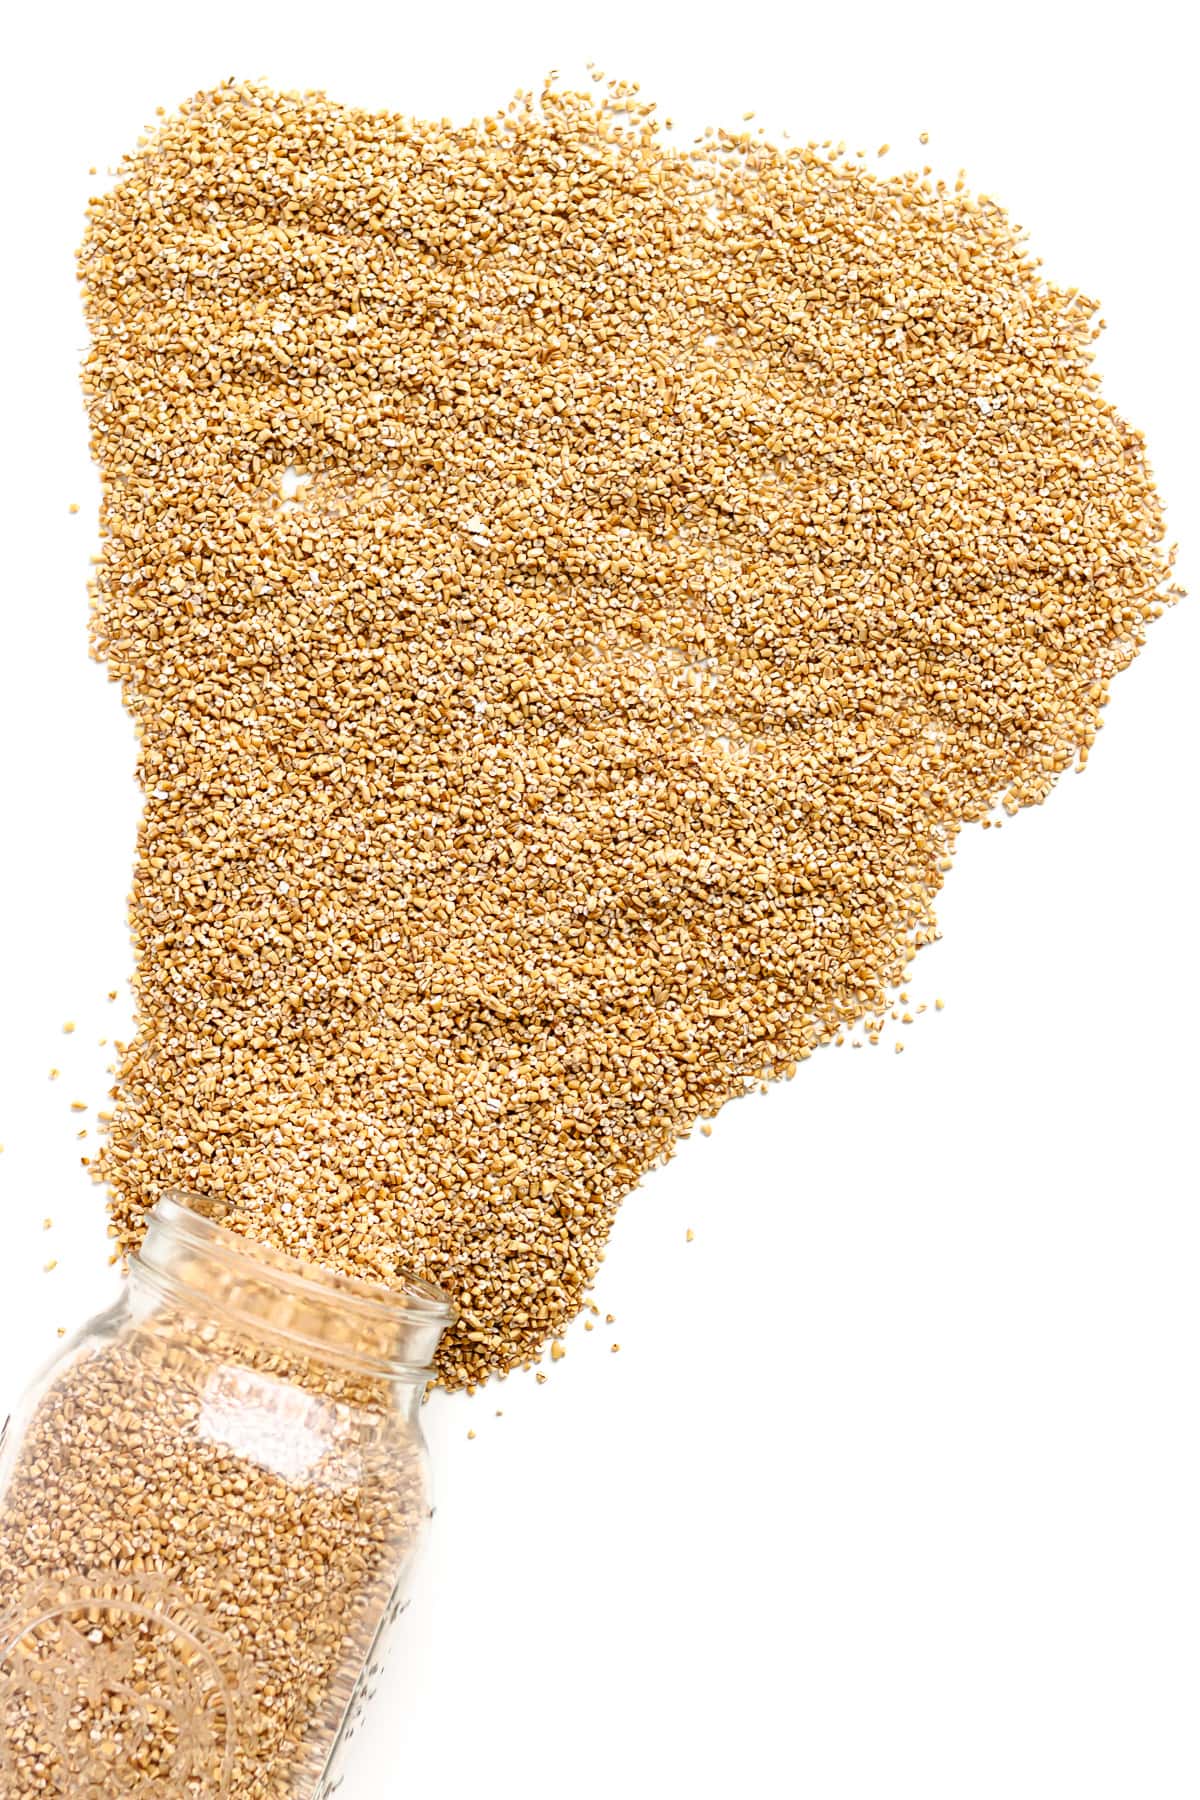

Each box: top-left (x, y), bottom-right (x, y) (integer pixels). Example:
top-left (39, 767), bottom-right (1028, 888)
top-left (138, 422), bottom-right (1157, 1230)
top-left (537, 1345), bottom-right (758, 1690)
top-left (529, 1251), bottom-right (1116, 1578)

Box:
top-left (0, 1191), bottom-right (454, 1799)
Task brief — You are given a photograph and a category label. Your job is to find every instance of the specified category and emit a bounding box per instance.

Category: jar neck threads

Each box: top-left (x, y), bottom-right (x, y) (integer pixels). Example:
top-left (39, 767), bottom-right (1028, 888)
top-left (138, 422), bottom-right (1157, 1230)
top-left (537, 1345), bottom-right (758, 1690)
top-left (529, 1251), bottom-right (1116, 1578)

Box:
top-left (131, 1191), bottom-right (455, 1381)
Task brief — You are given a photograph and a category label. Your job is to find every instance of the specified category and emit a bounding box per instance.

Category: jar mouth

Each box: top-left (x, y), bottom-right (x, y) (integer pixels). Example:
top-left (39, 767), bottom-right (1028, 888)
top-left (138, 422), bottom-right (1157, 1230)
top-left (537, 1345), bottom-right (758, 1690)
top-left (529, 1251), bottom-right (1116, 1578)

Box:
top-left (131, 1190), bottom-right (455, 1379)
top-left (157, 1190), bottom-right (455, 1321)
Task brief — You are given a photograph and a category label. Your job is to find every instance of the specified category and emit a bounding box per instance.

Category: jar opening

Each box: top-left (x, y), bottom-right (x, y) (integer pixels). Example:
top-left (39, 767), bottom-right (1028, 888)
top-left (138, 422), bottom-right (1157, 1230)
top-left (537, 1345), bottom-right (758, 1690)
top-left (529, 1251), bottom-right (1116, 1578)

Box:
top-left (130, 1190), bottom-right (455, 1379)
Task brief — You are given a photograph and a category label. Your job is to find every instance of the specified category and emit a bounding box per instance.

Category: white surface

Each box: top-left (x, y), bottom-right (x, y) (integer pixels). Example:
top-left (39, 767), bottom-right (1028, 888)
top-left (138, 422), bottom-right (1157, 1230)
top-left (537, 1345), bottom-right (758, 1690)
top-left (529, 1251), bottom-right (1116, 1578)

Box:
top-left (1, 5), bottom-right (1197, 1796)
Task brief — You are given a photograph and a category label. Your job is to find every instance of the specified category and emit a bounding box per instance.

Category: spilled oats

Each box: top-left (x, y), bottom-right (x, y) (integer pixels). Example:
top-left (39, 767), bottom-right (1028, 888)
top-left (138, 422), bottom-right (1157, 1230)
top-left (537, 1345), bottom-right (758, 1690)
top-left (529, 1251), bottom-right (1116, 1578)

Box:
top-left (79, 77), bottom-right (1176, 1386)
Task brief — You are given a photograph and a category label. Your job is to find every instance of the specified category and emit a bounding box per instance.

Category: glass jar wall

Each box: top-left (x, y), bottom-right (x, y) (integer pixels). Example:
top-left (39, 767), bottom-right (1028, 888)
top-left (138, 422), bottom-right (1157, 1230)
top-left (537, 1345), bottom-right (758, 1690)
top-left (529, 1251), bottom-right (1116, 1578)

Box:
top-left (0, 1192), bottom-right (454, 1798)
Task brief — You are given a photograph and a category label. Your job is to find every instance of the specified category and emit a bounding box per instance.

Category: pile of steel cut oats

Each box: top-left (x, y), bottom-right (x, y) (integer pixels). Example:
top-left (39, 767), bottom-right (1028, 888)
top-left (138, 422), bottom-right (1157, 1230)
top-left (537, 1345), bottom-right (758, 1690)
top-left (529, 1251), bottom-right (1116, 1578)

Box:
top-left (79, 76), bottom-right (1177, 1384)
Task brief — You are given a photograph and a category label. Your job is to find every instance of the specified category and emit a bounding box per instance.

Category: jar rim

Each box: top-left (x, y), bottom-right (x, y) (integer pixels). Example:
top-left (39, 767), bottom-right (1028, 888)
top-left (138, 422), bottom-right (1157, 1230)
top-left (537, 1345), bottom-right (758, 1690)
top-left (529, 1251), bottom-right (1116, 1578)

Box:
top-left (129, 1191), bottom-right (456, 1375)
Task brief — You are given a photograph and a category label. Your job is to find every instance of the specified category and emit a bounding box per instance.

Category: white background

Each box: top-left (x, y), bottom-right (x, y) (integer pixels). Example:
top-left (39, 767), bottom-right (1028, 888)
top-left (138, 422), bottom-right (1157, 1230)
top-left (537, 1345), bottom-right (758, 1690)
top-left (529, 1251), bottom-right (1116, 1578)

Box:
top-left (0, 4), bottom-right (1196, 1796)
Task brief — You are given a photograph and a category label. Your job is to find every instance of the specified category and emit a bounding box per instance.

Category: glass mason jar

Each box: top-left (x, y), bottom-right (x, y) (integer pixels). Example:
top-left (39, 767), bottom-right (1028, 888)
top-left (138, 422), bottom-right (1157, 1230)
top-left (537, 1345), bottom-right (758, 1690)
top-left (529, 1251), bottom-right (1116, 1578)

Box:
top-left (0, 1191), bottom-right (454, 1799)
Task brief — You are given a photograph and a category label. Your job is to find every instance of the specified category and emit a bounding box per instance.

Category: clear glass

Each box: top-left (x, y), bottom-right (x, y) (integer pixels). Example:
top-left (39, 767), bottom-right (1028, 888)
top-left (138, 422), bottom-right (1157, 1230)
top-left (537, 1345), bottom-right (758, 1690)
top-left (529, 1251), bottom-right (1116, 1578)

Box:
top-left (0, 1191), bottom-right (454, 1798)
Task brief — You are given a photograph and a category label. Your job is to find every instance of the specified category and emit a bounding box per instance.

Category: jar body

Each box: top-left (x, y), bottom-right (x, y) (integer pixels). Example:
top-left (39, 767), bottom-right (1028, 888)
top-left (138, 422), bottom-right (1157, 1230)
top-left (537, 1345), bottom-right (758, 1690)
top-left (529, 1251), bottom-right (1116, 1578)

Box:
top-left (0, 1201), bottom-right (449, 1799)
